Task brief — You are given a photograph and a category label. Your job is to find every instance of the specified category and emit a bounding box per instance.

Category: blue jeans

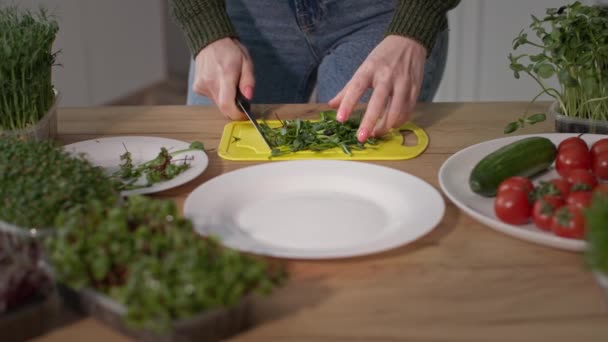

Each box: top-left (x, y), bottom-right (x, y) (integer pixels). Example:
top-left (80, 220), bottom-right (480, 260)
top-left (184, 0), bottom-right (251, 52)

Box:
top-left (187, 0), bottom-right (449, 105)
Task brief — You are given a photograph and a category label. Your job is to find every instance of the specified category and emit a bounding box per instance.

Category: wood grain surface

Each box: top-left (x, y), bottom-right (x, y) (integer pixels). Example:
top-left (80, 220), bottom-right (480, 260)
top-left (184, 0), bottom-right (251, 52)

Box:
top-left (33, 102), bottom-right (608, 342)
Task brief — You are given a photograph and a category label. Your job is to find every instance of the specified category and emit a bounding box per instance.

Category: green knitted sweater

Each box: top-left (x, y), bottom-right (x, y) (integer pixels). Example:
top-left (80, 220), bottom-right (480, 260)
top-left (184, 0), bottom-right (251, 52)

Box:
top-left (169, 0), bottom-right (460, 57)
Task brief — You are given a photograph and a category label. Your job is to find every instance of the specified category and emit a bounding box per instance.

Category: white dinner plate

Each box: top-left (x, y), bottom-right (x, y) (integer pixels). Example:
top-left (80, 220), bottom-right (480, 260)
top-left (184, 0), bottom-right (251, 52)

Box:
top-left (439, 133), bottom-right (606, 252)
top-left (184, 160), bottom-right (445, 259)
top-left (64, 136), bottom-right (209, 196)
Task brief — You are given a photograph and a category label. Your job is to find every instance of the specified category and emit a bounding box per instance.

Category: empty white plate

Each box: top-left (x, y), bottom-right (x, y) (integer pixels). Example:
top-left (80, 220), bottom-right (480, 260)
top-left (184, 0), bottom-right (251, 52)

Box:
top-left (64, 136), bottom-right (209, 196)
top-left (184, 160), bottom-right (445, 259)
top-left (438, 133), bottom-right (607, 252)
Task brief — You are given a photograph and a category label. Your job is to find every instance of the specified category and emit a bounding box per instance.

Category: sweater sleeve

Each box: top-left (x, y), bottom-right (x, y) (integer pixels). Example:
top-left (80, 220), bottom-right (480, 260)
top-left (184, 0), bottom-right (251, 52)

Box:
top-left (385, 0), bottom-right (461, 53)
top-left (168, 0), bottom-right (237, 57)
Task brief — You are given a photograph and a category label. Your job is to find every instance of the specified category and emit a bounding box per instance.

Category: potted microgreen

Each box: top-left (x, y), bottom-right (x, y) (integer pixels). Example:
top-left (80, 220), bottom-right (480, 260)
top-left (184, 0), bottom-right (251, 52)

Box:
top-left (0, 136), bottom-right (117, 327)
top-left (0, 5), bottom-right (60, 141)
top-left (505, 2), bottom-right (608, 134)
top-left (0, 232), bottom-right (53, 314)
top-left (584, 192), bottom-right (608, 298)
top-left (0, 232), bottom-right (56, 341)
top-left (0, 136), bottom-right (118, 238)
top-left (45, 195), bottom-right (284, 341)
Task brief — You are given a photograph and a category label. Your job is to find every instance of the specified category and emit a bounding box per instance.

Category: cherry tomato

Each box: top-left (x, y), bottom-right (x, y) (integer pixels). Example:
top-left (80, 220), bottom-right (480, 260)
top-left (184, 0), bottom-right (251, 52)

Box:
top-left (566, 169), bottom-right (598, 191)
top-left (494, 189), bottom-right (531, 225)
top-left (594, 183), bottom-right (608, 194)
top-left (551, 205), bottom-right (586, 239)
top-left (548, 178), bottom-right (570, 197)
top-left (532, 196), bottom-right (565, 231)
top-left (556, 146), bottom-right (591, 177)
top-left (497, 177), bottom-right (534, 196)
top-left (592, 151), bottom-right (608, 181)
top-left (565, 191), bottom-right (593, 210)
top-left (558, 136), bottom-right (588, 152)
top-left (591, 138), bottom-right (608, 157)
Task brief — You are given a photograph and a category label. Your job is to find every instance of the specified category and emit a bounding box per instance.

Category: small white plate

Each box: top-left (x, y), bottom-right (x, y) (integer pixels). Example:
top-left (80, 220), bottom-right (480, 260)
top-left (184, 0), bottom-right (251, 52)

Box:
top-left (439, 133), bottom-right (606, 252)
top-left (64, 136), bottom-right (209, 196)
top-left (184, 160), bottom-right (445, 259)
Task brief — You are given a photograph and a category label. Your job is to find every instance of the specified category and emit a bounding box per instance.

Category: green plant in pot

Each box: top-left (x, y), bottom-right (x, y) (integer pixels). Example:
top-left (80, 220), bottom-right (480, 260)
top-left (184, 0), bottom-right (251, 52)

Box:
top-left (505, 1), bottom-right (608, 134)
top-left (0, 232), bottom-right (53, 315)
top-left (585, 192), bottom-right (608, 298)
top-left (0, 136), bottom-right (116, 325)
top-left (0, 136), bottom-right (118, 237)
top-left (0, 5), bottom-right (60, 141)
top-left (45, 195), bottom-right (284, 341)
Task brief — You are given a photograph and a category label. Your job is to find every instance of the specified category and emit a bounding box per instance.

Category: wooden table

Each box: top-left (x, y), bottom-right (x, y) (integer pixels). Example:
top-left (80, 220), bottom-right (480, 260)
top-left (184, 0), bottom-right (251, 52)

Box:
top-left (34, 102), bottom-right (608, 341)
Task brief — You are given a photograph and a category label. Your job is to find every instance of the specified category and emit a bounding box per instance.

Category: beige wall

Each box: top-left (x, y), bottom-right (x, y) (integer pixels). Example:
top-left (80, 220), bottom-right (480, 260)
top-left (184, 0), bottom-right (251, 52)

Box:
top-left (11, 0), bottom-right (607, 106)
top-left (165, 9), bottom-right (191, 79)
top-left (435, 0), bottom-right (600, 102)
top-left (16, 0), bottom-right (167, 106)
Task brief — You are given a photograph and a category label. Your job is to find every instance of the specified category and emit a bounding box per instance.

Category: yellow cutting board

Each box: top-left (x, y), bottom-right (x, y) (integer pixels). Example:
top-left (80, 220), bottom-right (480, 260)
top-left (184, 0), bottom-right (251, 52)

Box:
top-left (217, 120), bottom-right (429, 161)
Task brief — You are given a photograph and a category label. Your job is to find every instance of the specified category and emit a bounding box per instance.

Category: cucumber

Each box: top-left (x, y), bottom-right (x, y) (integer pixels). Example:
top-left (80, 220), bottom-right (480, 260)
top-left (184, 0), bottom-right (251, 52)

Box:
top-left (469, 136), bottom-right (557, 197)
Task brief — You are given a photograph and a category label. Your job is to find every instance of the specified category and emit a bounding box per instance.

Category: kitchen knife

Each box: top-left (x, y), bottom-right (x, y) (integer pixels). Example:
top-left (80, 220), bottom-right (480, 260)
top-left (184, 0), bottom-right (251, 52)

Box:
top-left (235, 90), bottom-right (273, 151)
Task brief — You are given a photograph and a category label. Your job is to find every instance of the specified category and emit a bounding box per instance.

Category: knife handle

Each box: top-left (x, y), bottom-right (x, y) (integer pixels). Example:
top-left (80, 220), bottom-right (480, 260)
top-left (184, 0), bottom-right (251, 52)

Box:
top-left (235, 89), bottom-right (251, 113)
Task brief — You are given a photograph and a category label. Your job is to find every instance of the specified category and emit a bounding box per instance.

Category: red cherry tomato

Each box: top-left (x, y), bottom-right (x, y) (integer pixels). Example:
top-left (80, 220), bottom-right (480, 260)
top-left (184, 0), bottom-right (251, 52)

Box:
top-left (550, 205), bottom-right (586, 239)
top-left (532, 196), bottom-right (565, 231)
top-left (558, 136), bottom-right (588, 152)
top-left (556, 146), bottom-right (591, 177)
top-left (548, 178), bottom-right (571, 197)
top-left (591, 138), bottom-right (608, 157)
top-left (497, 176), bottom-right (534, 196)
top-left (565, 191), bottom-right (593, 210)
top-left (565, 169), bottom-right (598, 191)
top-left (494, 189), bottom-right (531, 225)
top-left (592, 151), bottom-right (608, 181)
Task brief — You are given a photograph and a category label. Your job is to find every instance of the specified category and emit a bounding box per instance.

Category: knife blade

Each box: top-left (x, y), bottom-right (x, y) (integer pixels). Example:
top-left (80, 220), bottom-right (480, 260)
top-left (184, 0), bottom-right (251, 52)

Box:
top-left (235, 90), bottom-right (273, 151)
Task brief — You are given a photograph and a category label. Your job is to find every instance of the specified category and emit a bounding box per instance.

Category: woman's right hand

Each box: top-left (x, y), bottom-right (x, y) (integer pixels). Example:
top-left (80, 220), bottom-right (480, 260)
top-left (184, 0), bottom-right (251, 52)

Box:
top-left (192, 37), bottom-right (255, 120)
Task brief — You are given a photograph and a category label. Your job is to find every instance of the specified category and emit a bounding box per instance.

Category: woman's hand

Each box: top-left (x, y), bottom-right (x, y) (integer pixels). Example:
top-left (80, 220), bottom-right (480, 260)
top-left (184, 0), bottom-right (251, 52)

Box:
top-left (192, 37), bottom-right (255, 120)
top-left (329, 35), bottom-right (427, 142)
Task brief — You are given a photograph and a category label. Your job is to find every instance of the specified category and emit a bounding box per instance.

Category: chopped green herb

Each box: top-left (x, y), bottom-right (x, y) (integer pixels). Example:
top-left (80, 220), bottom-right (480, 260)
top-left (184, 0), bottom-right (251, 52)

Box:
top-left (188, 140), bottom-right (205, 150)
top-left (259, 110), bottom-right (384, 157)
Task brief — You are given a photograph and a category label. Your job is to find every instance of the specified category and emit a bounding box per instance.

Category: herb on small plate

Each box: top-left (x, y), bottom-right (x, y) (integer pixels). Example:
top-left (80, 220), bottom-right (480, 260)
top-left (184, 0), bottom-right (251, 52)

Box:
top-left (259, 110), bottom-right (383, 157)
top-left (112, 141), bottom-right (205, 191)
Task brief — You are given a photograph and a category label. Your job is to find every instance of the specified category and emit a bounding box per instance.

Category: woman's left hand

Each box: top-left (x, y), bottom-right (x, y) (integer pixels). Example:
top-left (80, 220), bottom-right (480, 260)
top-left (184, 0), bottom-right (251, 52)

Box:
top-left (328, 35), bottom-right (427, 142)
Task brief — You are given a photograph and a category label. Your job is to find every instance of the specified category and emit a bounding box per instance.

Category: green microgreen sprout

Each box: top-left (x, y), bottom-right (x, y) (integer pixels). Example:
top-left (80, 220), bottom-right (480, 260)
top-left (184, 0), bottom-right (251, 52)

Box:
top-left (0, 5), bottom-right (60, 132)
top-left (0, 136), bottom-right (118, 230)
top-left (45, 195), bottom-right (285, 332)
top-left (505, 2), bottom-right (608, 133)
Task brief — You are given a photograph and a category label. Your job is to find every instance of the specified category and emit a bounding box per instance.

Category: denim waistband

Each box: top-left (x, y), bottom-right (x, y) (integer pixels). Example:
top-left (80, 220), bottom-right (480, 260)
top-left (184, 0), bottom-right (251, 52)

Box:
top-left (293, 0), bottom-right (325, 31)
